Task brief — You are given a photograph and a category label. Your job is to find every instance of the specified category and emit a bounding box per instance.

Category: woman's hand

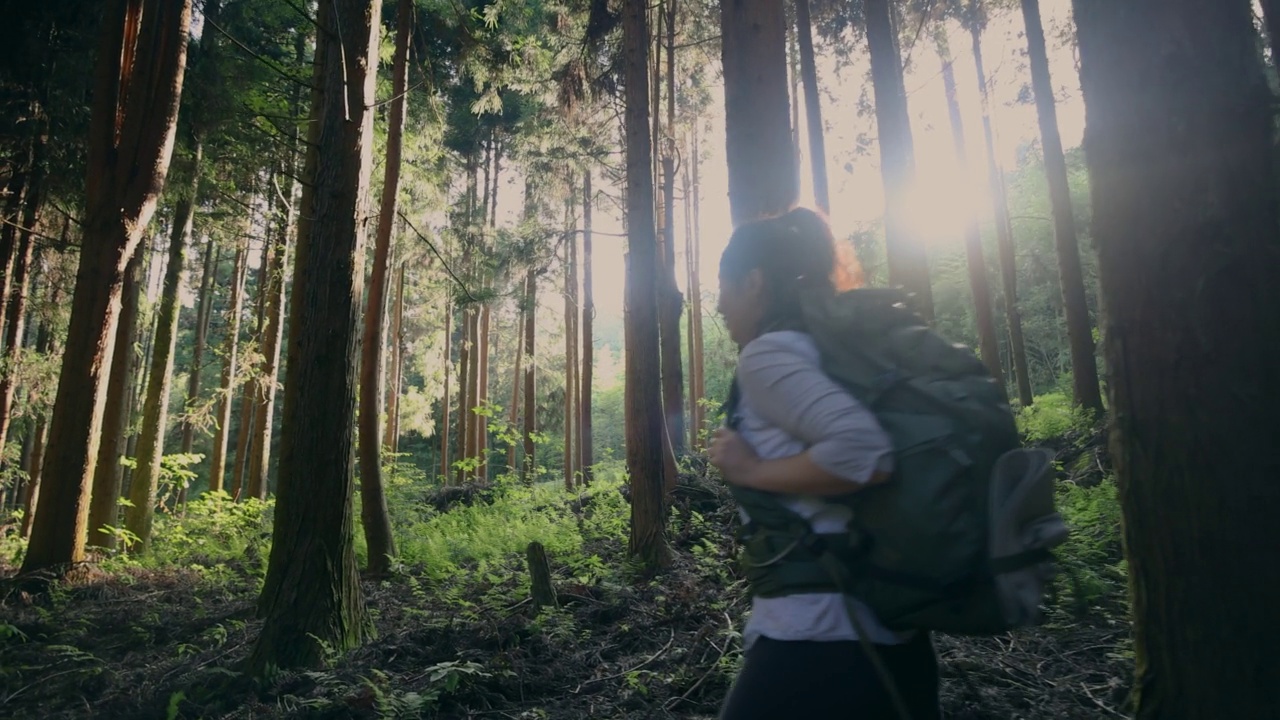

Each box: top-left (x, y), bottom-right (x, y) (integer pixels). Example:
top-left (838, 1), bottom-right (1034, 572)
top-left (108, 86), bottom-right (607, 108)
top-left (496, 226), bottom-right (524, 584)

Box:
top-left (708, 427), bottom-right (761, 488)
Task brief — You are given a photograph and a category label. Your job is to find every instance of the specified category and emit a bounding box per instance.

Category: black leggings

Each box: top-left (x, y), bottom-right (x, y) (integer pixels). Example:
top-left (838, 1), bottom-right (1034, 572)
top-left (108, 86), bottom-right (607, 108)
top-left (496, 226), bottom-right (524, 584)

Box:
top-left (718, 633), bottom-right (941, 720)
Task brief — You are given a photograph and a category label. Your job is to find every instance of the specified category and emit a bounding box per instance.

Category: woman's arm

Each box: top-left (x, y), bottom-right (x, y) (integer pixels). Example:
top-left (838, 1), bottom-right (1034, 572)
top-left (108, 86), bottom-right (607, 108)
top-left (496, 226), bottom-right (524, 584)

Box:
top-left (730, 332), bottom-right (895, 488)
top-left (708, 426), bottom-right (890, 496)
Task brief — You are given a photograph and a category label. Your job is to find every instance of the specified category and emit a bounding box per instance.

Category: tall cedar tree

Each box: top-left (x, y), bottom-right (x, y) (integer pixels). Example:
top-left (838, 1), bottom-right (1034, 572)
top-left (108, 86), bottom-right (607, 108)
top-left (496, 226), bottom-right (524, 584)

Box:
top-left (246, 179), bottom-right (291, 499)
top-left (1074, 0), bottom-right (1280, 715)
top-left (658, 0), bottom-right (685, 457)
top-left (520, 264), bottom-right (536, 483)
top-left (863, 0), bottom-right (933, 320)
top-left (85, 254), bottom-right (142, 549)
top-left (180, 239), bottom-right (217, 455)
top-left (720, 0), bottom-right (796, 226)
top-left (966, 2), bottom-right (1032, 405)
top-left (1019, 0), bottom-right (1102, 413)
top-left (22, 0), bottom-right (191, 573)
top-left (939, 43), bottom-right (1003, 386)
top-left (249, 0), bottom-right (377, 672)
top-left (208, 242), bottom-right (246, 491)
top-left (438, 298), bottom-right (452, 479)
top-left (622, 0), bottom-right (669, 568)
top-left (794, 0), bottom-right (829, 214)
top-left (579, 171), bottom-right (594, 479)
top-left (357, 0), bottom-right (412, 576)
top-left (125, 145), bottom-right (200, 551)
top-left (384, 263), bottom-right (405, 453)
top-left (231, 232), bottom-right (273, 499)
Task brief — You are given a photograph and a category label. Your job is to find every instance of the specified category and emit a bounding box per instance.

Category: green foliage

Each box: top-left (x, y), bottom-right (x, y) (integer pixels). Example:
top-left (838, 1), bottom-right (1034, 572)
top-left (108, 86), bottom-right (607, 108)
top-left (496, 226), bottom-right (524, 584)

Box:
top-left (118, 492), bottom-right (274, 583)
top-left (1016, 392), bottom-right (1095, 442)
top-left (1052, 478), bottom-right (1126, 616)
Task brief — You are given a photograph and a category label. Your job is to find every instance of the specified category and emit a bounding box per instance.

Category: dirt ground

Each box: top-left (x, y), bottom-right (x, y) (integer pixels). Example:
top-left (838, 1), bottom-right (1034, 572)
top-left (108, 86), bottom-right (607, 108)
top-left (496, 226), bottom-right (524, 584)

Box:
top-left (0, 466), bottom-right (1130, 719)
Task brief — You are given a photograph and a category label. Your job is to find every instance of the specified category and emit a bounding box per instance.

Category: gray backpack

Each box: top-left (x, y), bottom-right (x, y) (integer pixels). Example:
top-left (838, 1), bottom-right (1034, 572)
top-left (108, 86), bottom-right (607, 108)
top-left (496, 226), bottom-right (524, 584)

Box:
top-left (726, 288), bottom-right (1069, 635)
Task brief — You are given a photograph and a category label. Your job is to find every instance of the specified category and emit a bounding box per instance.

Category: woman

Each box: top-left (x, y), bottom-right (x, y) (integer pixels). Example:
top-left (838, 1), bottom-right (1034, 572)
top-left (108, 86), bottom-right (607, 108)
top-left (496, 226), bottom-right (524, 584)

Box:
top-left (707, 208), bottom-right (941, 720)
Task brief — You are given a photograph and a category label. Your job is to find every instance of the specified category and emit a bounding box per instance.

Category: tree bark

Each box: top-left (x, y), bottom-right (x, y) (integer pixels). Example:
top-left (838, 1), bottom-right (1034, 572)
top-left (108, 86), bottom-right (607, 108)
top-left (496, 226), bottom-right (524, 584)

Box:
top-left (690, 127), bottom-right (706, 440)
top-left (19, 318), bottom-right (54, 538)
top-left (1073, 0), bottom-right (1280, 715)
top-left (231, 228), bottom-right (271, 500)
top-left (383, 262), bottom-right (404, 455)
top-left (623, 0), bottom-right (670, 569)
top-left (0, 159), bottom-right (42, 457)
top-left (249, 0), bottom-right (376, 674)
top-left (520, 266), bottom-right (537, 484)
top-left (794, 0), bottom-right (829, 214)
top-left (438, 300), bottom-right (452, 481)
top-left (247, 189), bottom-right (292, 501)
top-left (968, 10), bottom-right (1033, 406)
top-left (357, 0), bottom-right (411, 576)
top-left (939, 46), bottom-right (1004, 388)
top-left (681, 135), bottom-right (705, 449)
top-left (506, 304), bottom-right (523, 472)
top-left (579, 172), bottom-right (594, 481)
top-left (658, 0), bottom-right (686, 461)
top-left (208, 242), bottom-right (246, 492)
top-left (1020, 0), bottom-right (1102, 414)
top-left (719, 0), bottom-right (796, 227)
top-left (125, 145), bottom-right (199, 552)
top-left (85, 252), bottom-right (143, 550)
top-left (563, 201), bottom-right (578, 491)
top-left (20, 0), bottom-right (191, 574)
top-left (181, 238), bottom-right (218, 455)
top-left (863, 0), bottom-right (932, 320)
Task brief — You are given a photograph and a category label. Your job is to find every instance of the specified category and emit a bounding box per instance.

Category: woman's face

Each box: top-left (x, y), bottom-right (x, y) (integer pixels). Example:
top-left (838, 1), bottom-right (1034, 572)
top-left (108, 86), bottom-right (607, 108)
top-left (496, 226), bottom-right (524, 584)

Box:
top-left (717, 268), bottom-right (765, 348)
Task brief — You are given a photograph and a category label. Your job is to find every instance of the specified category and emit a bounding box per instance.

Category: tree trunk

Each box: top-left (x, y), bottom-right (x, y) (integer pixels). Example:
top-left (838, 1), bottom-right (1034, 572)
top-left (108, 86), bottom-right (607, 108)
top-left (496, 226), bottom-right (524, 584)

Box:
top-left (622, 0), bottom-right (670, 569)
top-left (1020, 0), bottom-right (1102, 414)
top-left (0, 167), bottom-right (41, 456)
top-left (719, 0), bottom-right (797, 227)
top-left (968, 11), bottom-right (1033, 406)
top-left (125, 146), bottom-right (199, 552)
top-left (563, 202), bottom-right (578, 492)
top-left (383, 263), bottom-right (404, 455)
top-left (863, 0), bottom-right (932, 320)
top-left (476, 145), bottom-right (497, 483)
top-left (794, 0), bottom-right (829, 214)
top-left (438, 300), bottom-right (452, 481)
top-left (579, 171), bottom-right (594, 482)
top-left (20, 0), bottom-right (191, 574)
top-left (20, 318), bottom-right (54, 538)
top-left (208, 242), bottom-right (246, 492)
top-left (249, 0), bottom-right (376, 674)
top-left (181, 238), bottom-right (218, 455)
top-left (1073, 1), bottom-right (1280, 715)
top-left (357, 0), bottom-right (411, 576)
top-left (85, 252), bottom-right (143, 550)
top-left (506, 305), bottom-right (523, 472)
top-left (690, 127), bottom-right (706, 441)
top-left (681, 137), bottom-right (704, 449)
top-left (659, 0), bottom-right (685, 460)
top-left (231, 227), bottom-right (271, 500)
top-left (520, 267), bottom-right (537, 484)
top-left (246, 190), bottom-right (292, 501)
top-left (939, 46), bottom-right (1004, 388)
top-left (526, 541), bottom-right (558, 609)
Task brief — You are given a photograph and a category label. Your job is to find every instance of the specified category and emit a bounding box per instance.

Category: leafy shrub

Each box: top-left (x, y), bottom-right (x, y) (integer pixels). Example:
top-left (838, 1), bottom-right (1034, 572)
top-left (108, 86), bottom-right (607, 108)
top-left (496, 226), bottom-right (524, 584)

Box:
top-left (142, 491), bottom-right (274, 580)
top-left (1053, 477), bottom-right (1126, 615)
top-left (1017, 392), bottom-right (1096, 443)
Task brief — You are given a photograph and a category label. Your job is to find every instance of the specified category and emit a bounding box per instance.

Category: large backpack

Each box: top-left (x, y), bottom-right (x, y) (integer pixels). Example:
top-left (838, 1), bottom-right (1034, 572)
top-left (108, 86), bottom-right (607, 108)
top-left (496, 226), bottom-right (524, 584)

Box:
top-left (724, 288), bottom-right (1069, 636)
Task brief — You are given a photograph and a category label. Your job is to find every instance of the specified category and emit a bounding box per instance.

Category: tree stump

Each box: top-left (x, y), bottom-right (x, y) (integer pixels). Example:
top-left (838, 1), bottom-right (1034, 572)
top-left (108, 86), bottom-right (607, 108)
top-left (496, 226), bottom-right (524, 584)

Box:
top-left (526, 541), bottom-right (558, 609)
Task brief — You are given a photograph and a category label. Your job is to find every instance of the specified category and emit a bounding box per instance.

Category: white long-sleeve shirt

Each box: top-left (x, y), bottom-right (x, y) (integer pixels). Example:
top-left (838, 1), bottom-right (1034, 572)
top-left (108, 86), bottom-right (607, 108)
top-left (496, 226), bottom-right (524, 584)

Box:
top-left (730, 330), bottom-right (913, 650)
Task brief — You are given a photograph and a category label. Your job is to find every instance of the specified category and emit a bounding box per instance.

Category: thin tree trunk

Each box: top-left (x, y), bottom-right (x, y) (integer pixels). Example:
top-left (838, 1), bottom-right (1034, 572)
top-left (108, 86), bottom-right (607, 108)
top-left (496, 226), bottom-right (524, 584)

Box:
top-left (1073, 1), bottom-right (1280, 715)
top-left (863, 0), bottom-right (932, 320)
top-left (563, 199), bottom-right (578, 491)
top-left (690, 126), bottom-right (706, 439)
top-left (622, 0), bottom-right (670, 568)
top-left (20, 318), bottom-right (54, 538)
top-left (681, 143), bottom-right (703, 449)
top-left (383, 262), bottom-right (404, 455)
top-left (438, 300), bottom-right (452, 481)
top-left (507, 304), bottom-right (523, 472)
top-left (208, 242), bottom-right (246, 492)
top-left (249, 0), bottom-right (375, 673)
top-left (247, 190), bottom-right (292, 501)
top-left (181, 238), bottom-right (218, 455)
top-left (232, 227), bottom-right (271, 500)
top-left (1020, 0), bottom-right (1102, 414)
top-left (968, 10), bottom-right (1033, 406)
top-left (0, 166), bottom-right (42, 456)
top-left (939, 44), bottom-right (1004, 387)
top-left (520, 266), bottom-right (536, 484)
top-left (719, 0), bottom-right (797, 226)
top-left (579, 171), bottom-right (594, 482)
top-left (794, 0), bottom-right (829, 214)
top-left (659, 0), bottom-right (685, 460)
top-left (125, 144), bottom-right (199, 551)
top-left (21, 0), bottom-right (191, 575)
top-left (357, 0), bottom-right (411, 575)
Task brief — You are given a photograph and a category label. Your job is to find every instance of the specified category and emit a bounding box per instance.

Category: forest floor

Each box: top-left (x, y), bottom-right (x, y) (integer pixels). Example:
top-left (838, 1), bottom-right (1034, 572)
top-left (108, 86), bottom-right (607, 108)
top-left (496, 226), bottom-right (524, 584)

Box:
top-left (0, 428), bottom-right (1130, 720)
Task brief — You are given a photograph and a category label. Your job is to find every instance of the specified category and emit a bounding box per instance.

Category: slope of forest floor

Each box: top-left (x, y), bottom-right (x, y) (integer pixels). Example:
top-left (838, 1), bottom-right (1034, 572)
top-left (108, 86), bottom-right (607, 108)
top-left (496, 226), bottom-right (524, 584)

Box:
top-left (1, 418), bottom-right (1129, 719)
